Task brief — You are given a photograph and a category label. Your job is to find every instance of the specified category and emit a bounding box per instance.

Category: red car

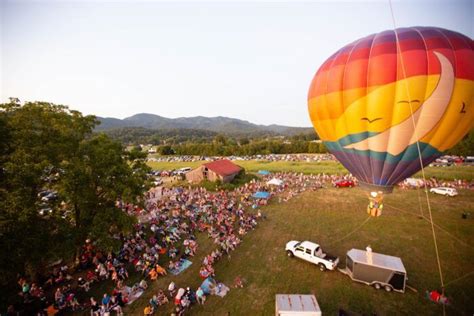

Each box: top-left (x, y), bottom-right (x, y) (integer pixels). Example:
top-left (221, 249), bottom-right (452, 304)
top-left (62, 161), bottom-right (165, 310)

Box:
top-left (334, 180), bottom-right (355, 188)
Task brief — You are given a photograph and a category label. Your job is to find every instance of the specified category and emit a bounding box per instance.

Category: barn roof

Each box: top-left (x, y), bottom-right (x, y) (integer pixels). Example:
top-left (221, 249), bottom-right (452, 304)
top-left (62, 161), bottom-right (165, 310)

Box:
top-left (204, 159), bottom-right (242, 177)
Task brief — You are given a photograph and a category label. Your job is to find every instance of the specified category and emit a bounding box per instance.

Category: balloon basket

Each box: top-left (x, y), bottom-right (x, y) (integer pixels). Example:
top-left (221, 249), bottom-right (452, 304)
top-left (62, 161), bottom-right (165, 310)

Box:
top-left (367, 191), bottom-right (384, 217)
top-left (368, 208), bottom-right (382, 217)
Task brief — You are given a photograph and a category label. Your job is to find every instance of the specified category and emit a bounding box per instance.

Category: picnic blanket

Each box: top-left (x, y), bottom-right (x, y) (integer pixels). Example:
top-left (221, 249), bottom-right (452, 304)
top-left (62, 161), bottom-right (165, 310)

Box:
top-left (200, 277), bottom-right (215, 295)
top-left (252, 191), bottom-right (271, 199)
top-left (169, 259), bottom-right (192, 275)
top-left (122, 286), bottom-right (144, 305)
top-left (200, 277), bottom-right (230, 297)
top-left (215, 283), bottom-right (230, 297)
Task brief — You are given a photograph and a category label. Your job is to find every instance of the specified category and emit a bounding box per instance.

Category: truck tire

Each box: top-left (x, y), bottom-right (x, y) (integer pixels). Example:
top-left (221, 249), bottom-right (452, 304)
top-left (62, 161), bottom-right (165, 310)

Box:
top-left (384, 285), bottom-right (392, 292)
top-left (319, 264), bottom-right (327, 272)
top-left (373, 283), bottom-right (381, 290)
top-left (286, 250), bottom-right (294, 258)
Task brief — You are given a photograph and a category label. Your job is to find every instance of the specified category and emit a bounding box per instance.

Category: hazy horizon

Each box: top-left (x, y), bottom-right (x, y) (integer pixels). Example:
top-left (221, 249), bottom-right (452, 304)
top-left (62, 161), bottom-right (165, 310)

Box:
top-left (1, 0), bottom-right (473, 127)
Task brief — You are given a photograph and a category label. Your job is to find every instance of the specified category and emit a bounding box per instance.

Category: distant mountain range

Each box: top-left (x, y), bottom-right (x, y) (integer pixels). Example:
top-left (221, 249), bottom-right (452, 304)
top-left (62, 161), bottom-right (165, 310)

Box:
top-left (96, 113), bottom-right (313, 136)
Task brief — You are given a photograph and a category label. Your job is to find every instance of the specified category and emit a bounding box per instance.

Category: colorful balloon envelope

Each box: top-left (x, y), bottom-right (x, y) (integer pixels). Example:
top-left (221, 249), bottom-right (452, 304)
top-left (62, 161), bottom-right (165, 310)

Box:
top-left (308, 26), bottom-right (474, 192)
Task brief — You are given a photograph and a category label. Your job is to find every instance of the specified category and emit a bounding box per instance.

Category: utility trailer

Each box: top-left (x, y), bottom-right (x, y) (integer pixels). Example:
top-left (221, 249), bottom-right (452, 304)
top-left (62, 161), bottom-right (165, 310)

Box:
top-left (339, 248), bottom-right (407, 293)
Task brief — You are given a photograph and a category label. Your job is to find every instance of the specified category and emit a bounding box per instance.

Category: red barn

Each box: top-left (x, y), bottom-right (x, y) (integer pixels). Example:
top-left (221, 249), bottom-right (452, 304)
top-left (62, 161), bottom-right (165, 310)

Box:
top-left (185, 159), bottom-right (242, 184)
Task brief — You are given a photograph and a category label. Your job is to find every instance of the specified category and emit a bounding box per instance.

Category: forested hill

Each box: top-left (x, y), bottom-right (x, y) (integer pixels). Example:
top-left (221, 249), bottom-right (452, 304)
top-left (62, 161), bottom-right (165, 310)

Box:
top-left (96, 113), bottom-right (313, 136)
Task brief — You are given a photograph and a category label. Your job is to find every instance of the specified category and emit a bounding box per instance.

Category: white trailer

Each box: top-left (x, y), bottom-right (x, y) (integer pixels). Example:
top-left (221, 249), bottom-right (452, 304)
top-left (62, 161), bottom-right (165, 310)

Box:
top-left (275, 294), bottom-right (322, 316)
top-left (339, 248), bottom-right (407, 293)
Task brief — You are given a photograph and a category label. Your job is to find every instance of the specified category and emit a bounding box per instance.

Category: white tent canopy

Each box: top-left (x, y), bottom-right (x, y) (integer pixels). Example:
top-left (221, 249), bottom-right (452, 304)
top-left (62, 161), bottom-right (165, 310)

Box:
top-left (267, 178), bottom-right (284, 186)
top-left (275, 294), bottom-right (321, 316)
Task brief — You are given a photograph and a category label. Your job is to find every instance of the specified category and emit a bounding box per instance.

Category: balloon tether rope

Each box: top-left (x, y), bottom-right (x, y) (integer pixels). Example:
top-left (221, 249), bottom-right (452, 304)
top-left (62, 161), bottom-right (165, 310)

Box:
top-left (388, 0), bottom-right (445, 307)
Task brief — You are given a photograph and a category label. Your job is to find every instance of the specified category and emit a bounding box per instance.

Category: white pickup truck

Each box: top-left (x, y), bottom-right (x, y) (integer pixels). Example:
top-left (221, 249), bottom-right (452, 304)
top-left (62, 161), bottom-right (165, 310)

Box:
top-left (285, 240), bottom-right (339, 271)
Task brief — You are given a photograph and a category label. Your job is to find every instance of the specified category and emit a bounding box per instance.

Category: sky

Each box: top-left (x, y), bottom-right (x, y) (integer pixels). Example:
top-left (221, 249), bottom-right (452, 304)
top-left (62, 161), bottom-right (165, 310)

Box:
top-left (1, 0), bottom-right (472, 127)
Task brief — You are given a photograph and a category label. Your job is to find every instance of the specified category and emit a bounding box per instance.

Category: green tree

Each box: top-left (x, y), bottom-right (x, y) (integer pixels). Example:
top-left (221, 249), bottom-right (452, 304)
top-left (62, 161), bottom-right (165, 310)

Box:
top-left (0, 100), bottom-right (148, 307)
top-left (159, 145), bottom-right (174, 155)
top-left (60, 134), bottom-right (148, 252)
top-left (447, 130), bottom-right (474, 156)
top-left (214, 134), bottom-right (227, 145)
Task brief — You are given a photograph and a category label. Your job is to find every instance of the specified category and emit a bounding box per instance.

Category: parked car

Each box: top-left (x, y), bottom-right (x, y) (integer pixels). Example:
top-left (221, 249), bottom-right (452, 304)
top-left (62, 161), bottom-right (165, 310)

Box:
top-left (38, 207), bottom-right (53, 216)
top-left (465, 156), bottom-right (474, 165)
top-left (334, 180), bottom-right (355, 188)
top-left (339, 247), bottom-right (407, 293)
top-left (429, 187), bottom-right (458, 197)
top-left (429, 161), bottom-right (452, 167)
top-left (285, 240), bottom-right (339, 271)
top-left (38, 190), bottom-right (58, 202)
top-left (153, 177), bottom-right (163, 186)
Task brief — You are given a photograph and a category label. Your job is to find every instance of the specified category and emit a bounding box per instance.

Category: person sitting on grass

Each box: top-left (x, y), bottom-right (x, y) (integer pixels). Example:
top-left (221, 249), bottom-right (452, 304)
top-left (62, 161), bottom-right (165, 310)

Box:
top-left (155, 264), bottom-right (167, 276)
top-left (168, 282), bottom-right (176, 297)
top-left (149, 268), bottom-right (158, 281)
top-left (196, 287), bottom-right (206, 305)
top-left (149, 295), bottom-right (159, 310)
top-left (180, 294), bottom-right (190, 309)
top-left (90, 297), bottom-right (100, 316)
top-left (118, 265), bottom-right (129, 281)
top-left (139, 279), bottom-right (148, 290)
top-left (199, 266), bottom-right (210, 279)
top-left (54, 288), bottom-right (64, 307)
top-left (426, 290), bottom-right (450, 305)
top-left (184, 287), bottom-right (196, 304)
top-left (157, 289), bottom-right (169, 305)
top-left (168, 260), bottom-right (176, 272)
top-left (109, 295), bottom-right (124, 316)
top-left (101, 293), bottom-right (111, 310)
top-left (233, 276), bottom-right (244, 288)
top-left (86, 270), bottom-right (99, 283)
top-left (98, 263), bottom-right (108, 280)
top-left (77, 277), bottom-right (90, 292)
top-left (143, 304), bottom-right (153, 316)
top-left (66, 293), bottom-right (80, 311)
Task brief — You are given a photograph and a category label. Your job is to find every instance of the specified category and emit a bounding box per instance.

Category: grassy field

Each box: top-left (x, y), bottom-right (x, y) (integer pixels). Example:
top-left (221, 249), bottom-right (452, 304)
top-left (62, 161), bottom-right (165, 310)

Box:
top-left (147, 159), bottom-right (474, 181)
top-left (118, 187), bottom-right (474, 315)
top-left (76, 160), bottom-right (474, 315)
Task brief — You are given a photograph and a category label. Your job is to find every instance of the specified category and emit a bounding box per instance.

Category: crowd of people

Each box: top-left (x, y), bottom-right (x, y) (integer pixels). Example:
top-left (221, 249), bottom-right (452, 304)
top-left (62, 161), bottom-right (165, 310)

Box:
top-left (146, 153), bottom-right (336, 164)
top-left (137, 182), bottom-right (264, 314)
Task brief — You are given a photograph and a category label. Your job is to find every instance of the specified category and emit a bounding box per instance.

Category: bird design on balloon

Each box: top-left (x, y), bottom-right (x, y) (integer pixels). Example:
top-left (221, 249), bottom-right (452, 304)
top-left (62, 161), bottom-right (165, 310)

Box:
top-left (308, 27), bottom-right (474, 192)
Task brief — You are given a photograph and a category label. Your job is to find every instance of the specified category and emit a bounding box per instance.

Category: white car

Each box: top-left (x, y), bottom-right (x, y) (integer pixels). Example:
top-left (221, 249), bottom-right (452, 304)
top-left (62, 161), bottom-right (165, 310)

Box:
top-left (285, 240), bottom-right (339, 271)
top-left (429, 187), bottom-right (458, 197)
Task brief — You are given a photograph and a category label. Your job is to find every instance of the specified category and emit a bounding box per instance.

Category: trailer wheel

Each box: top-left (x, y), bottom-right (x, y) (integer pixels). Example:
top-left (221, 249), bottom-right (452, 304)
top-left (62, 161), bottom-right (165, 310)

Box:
top-left (384, 285), bottom-right (392, 292)
top-left (286, 250), bottom-right (294, 258)
top-left (373, 283), bottom-right (381, 290)
top-left (319, 264), bottom-right (327, 272)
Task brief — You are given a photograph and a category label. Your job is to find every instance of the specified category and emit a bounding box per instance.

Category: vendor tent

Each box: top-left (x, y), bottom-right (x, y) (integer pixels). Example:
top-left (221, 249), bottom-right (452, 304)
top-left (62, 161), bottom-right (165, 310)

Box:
top-left (252, 191), bottom-right (271, 199)
top-left (275, 294), bottom-right (321, 316)
top-left (404, 178), bottom-right (423, 187)
top-left (267, 178), bottom-right (284, 186)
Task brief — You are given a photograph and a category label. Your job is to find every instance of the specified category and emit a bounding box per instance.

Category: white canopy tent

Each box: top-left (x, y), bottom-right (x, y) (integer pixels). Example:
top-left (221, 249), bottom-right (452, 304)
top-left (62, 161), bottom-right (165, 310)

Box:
top-left (267, 178), bottom-right (284, 186)
top-left (275, 294), bottom-right (322, 316)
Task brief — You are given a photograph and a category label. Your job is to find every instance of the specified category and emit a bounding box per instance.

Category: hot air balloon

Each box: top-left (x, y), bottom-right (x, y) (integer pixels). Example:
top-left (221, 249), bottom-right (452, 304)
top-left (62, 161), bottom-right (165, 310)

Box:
top-left (308, 26), bottom-right (474, 195)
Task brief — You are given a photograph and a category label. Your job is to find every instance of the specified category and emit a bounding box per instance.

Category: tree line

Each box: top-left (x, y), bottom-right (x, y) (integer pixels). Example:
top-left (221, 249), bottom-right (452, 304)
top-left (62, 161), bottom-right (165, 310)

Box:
top-left (157, 138), bottom-right (327, 156)
top-left (152, 130), bottom-right (473, 157)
